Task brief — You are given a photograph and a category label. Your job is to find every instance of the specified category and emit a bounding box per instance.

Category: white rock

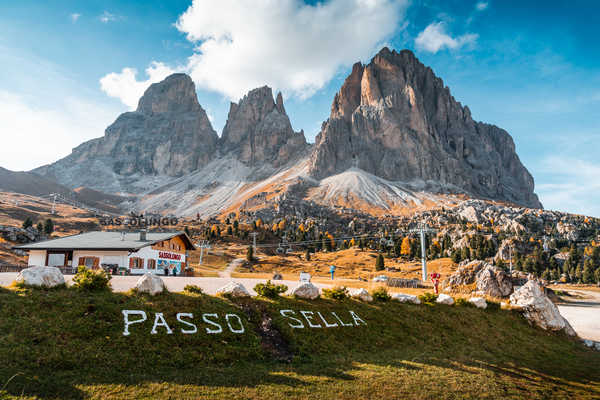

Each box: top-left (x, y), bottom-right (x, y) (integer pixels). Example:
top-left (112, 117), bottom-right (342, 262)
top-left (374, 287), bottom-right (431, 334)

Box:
top-left (15, 266), bottom-right (65, 288)
top-left (468, 297), bottom-right (487, 309)
top-left (134, 273), bottom-right (165, 296)
top-left (372, 275), bottom-right (389, 282)
top-left (436, 293), bottom-right (455, 305)
top-left (350, 288), bottom-right (373, 302)
top-left (509, 280), bottom-right (577, 336)
top-left (392, 293), bottom-right (421, 304)
top-left (216, 282), bottom-right (251, 298)
top-left (291, 282), bottom-right (320, 299)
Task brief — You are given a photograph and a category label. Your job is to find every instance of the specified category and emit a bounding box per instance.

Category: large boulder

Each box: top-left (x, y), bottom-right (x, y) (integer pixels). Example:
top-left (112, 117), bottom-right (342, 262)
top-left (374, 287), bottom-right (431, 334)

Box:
top-left (15, 266), bottom-right (65, 288)
top-left (443, 260), bottom-right (513, 298)
top-left (436, 294), bottom-right (455, 305)
top-left (509, 280), bottom-right (577, 336)
top-left (392, 293), bottom-right (421, 304)
top-left (216, 282), bottom-right (251, 298)
top-left (350, 288), bottom-right (373, 302)
top-left (135, 273), bottom-right (165, 295)
top-left (291, 282), bottom-right (320, 300)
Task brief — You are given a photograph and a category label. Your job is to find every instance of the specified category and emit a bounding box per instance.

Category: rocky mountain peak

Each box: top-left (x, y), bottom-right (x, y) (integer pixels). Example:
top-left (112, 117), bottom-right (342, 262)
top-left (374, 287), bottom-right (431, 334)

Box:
top-left (220, 86), bottom-right (308, 167)
top-left (137, 73), bottom-right (202, 115)
top-left (309, 47), bottom-right (542, 209)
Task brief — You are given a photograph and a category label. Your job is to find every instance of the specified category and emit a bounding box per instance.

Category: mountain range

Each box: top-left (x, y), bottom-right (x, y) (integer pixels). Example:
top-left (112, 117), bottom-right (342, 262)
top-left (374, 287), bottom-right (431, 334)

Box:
top-left (5, 48), bottom-right (541, 218)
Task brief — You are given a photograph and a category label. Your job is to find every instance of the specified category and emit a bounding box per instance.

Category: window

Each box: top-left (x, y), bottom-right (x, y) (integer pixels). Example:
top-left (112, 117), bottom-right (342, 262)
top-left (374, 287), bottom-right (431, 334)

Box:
top-left (129, 257), bottom-right (144, 269)
top-left (147, 259), bottom-right (156, 270)
top-left (79, 257), bottom-right (99, 269)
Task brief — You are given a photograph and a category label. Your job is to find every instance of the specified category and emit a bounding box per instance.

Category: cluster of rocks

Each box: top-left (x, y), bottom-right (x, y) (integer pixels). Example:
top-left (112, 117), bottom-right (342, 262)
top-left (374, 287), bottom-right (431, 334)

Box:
top-left (0, 225), bottom-right (45, 244)
top-left (443, 260), bottom-right (513, 298)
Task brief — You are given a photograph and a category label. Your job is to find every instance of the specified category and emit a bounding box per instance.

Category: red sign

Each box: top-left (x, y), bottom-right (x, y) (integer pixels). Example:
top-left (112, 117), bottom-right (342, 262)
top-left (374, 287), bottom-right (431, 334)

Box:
top-left (159, 252), bottom-right (181, 260)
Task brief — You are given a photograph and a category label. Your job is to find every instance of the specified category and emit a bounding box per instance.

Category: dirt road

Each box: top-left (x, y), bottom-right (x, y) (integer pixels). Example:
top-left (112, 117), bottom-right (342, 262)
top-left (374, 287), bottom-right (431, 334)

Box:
top-left (557, 290), bottom-right (600, 341)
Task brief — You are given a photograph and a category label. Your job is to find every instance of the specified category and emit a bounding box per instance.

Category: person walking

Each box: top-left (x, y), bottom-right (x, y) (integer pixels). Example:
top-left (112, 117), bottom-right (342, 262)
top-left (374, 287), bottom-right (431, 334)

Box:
top-left (329, 265), bottom-right (336, 280)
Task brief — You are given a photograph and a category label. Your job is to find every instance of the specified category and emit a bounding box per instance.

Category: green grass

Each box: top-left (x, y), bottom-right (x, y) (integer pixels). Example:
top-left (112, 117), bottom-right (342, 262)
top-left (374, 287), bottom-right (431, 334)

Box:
top-left (0, 285), bottom-right (599, 399)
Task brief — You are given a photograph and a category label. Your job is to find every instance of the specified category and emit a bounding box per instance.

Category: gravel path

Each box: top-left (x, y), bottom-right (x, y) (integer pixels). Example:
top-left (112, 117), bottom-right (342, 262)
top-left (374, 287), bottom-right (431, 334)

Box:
top-left (557, 290), bottom-right (600, 341)
top-left (0, 272), bottom-right (329, 296)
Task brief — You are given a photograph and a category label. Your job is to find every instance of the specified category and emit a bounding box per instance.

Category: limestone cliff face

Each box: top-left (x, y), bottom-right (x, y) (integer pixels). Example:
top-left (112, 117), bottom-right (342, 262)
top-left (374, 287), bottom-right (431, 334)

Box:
top-left (35, 74), bottom-right (218, 190)
top-left (309, 47), bottom-right (541, 208)
top-left (220, 86), bottom-right (308, 167)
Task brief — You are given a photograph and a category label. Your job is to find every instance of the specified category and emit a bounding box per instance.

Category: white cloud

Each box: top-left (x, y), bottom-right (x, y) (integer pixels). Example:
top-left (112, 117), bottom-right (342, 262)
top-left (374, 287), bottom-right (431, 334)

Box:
top-left (70, 13), bottom-right (81, 22)
top-left (536, 157), bottom-right (600, 217)
top-left (415, 22), bottom-right (478, 53)
top-left (0, 91), bottom-right (118, 171)
top-left (99, 11), bottom-right (118, 23)
top-left (475, 1), bottom-right (488, 11)
top-left (100, 0), bottom-right (407, 104)
top-left (99, 62), bottom-right (177, 109)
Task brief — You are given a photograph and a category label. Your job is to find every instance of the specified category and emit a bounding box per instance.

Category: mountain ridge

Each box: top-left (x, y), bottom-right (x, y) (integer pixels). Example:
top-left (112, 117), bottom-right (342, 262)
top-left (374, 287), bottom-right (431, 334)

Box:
top-left (18, 47), bottom-right (541, 217)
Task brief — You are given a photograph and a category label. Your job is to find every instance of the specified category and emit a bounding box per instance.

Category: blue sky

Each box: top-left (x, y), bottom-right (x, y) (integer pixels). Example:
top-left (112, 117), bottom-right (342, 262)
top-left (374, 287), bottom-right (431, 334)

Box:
top-left (0, 0), bottom-right (599, 217)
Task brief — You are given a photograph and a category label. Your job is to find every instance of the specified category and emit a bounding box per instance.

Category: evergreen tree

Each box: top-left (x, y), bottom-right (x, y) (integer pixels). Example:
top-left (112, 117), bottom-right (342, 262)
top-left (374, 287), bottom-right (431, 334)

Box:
top-left (582, 259), bottom-right (594, 283)
top-left (305, 249), bottom-right (311, 261)
top-left (36, 222), bottom-right (43, 232)
top-left (22, 217), bottom-right (33, 229)
top-left (246, 245), bottom-right (254, 262)
top-left (43, 218), bottom-right (54, 235)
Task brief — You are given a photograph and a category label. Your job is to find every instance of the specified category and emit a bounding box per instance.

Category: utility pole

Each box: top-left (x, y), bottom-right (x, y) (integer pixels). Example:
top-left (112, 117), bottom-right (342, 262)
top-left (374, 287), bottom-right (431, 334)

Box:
top-left (50, 193), bottom-right (58, 215)
top-left (409, 223), bottom-right (437, 282)
top-left (198, 240), bottom-right (211, 265)
top-left (250, 232), bottom-right (258, 252)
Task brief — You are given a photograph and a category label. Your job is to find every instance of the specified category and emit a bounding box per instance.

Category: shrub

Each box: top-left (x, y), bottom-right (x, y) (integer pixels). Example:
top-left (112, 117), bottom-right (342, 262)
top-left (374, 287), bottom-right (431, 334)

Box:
top-left (371, 287), bottom-right (391, 302)
top-left (254, 280), bottom-right (288, 298)
top-left (184, 284), bottom-right (204, 294)
top-left (71, 266), bottom-right (111, 291)
top-left (454, 298), bottom-right (473, 307)
top-left (486, 300), bottom-right (501, 311)
top-left (322, 286), bottom-right (348, 300)
top-left (418, 292), bottom-right (438, 304)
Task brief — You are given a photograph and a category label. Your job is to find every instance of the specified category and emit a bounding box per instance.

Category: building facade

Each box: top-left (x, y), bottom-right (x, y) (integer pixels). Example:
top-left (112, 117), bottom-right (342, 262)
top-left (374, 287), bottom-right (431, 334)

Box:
top-left (16, 231), bottom-right (195, 275)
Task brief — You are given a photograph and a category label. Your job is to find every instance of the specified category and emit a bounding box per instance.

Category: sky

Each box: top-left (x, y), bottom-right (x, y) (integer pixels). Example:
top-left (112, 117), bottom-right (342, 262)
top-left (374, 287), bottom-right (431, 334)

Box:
top-left (0, 0), bottom-right (599, 217)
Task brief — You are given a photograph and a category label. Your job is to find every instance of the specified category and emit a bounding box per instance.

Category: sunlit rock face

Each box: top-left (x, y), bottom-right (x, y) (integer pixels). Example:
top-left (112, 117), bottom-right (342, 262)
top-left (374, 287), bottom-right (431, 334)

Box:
top-left (309, 47), bottom-right (541, 209)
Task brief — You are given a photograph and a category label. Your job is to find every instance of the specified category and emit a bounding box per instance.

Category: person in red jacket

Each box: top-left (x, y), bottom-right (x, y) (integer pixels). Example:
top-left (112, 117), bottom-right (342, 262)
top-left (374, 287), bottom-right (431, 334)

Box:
top-left (430, 272), bottom-right (441, 294)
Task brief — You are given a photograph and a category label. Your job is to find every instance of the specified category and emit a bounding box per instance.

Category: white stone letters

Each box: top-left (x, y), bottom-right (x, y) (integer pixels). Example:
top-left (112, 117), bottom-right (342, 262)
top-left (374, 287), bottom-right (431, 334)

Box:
top-left (202, 313), bottom-right (223, 334)
top-left (300, 310), bottom-right (322, 328)
top-left (122, 310), bottom-right (147, 336)
top-left (177, 313), bottom-right (198, 334)
top-left (349, 311), bottom-right (367, 326)
top-left (151, 312), bottom-right (173, 335)
top-left (122, 308), bottom-right (365, 336)
top-left (280, 309), bottom-right (305, 328)
top-left (317, 312), bottom-right (338, 328)
top-left (225, 314), bottom-right (245, 334)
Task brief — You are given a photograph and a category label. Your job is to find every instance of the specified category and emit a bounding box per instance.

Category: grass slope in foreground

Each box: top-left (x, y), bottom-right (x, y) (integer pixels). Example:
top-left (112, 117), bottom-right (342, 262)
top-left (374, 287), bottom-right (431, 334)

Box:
top-left (0, 285), bottom-right (599, 399)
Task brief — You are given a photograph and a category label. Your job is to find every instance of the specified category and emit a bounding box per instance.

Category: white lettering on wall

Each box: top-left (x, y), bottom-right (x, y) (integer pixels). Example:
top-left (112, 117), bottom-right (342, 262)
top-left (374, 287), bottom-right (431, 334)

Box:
top-left (122, 310), bottom-right (147, 336)
top-left (202, 313), bottom-right (223, 334)
top-left (280, 309), bottom-right (305, 329)
top-left (151, 312), bottom-right (173, 334)
top-left (177, 313), bottom-right (198, 334)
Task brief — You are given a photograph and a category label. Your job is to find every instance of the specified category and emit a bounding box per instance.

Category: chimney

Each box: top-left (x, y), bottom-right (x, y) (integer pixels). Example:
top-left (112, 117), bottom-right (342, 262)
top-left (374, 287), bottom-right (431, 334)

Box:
top-left (139, 229), bottom-right (147, 241)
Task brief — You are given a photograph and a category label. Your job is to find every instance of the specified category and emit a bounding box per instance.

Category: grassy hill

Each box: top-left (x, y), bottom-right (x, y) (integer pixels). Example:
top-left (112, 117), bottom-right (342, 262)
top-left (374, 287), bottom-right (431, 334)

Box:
top-left (0, 285), bottom-right (599, 399)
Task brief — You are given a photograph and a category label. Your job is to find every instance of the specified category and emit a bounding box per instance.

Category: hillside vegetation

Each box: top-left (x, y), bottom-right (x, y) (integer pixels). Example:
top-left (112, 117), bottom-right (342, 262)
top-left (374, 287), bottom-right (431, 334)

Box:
top-left (1, 285), bottom-right (599, 399)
